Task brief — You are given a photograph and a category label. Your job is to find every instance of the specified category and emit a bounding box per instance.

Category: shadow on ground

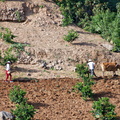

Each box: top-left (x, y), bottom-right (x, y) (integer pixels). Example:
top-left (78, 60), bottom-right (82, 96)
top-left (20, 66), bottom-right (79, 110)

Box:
top-left (116, 116), bottom-right (120, 120)
top-left (13, 77), bottom-right (38, 82)
top-left (93, 91), bottom-right (117, 101)
top-left (28, 102), bottom-right (49, 109)
top-left (12, 66), bottom-right (39, 73)
top-left (72, 42), bottom-right (97, 47)
top-left (99, 75), bottom-right (119, 81)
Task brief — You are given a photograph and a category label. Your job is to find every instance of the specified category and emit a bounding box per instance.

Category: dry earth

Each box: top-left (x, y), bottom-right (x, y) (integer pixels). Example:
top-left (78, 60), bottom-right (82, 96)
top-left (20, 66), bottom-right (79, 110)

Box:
top-left (0, 0), bottom-right (120, 120)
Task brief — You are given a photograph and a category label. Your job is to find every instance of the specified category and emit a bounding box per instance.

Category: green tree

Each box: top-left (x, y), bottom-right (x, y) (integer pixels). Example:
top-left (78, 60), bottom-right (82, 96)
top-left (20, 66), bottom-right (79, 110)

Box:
top-left (9, 86), bottom-right (27, 104)
top-left (11, 103), bottom-right (36, 120)
top-left (74, 63), bottom-right (95, 100)
top-left (91, 97), bottom-right (117, 120)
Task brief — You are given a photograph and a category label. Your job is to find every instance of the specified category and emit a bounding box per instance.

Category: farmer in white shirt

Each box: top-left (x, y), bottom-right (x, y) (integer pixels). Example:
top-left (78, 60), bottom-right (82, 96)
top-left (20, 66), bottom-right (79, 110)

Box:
top-left (87, 59), bottom-right (97, 77)
top-left (5, 61), bottom-right (13, 82)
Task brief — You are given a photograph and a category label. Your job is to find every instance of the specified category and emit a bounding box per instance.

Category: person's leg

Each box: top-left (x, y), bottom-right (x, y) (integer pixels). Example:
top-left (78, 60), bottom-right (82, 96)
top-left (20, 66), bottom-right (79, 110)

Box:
top-left (93, 69), bottom-right (97, 77)
top-left (89, 69), bottom-right (92, 76)
top-left (9, 73), bottom-right (12, 81)
top-left (91, 69), bottom-right (94, 76)
top-left (5, 70), bottom-right (9, 81)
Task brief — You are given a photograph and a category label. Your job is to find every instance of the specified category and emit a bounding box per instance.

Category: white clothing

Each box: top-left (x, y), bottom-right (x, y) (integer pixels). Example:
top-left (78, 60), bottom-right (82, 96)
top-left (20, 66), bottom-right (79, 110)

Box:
top-left (6, 63), bottom-right (11, 71)
top-left (87, 61), bottom-right (95, 70)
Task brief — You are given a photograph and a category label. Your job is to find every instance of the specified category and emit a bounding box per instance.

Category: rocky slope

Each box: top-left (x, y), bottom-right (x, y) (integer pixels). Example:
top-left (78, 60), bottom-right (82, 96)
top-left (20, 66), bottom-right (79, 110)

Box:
top-left (0, 0), bottom-right (120, 79)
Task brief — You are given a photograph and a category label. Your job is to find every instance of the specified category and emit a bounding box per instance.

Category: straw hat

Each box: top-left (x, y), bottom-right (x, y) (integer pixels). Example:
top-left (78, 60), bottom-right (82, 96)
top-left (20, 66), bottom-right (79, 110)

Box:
top-left (88, 59), bottom-right (92, 62)
top-left (7, 61), bottom-right (11, 63)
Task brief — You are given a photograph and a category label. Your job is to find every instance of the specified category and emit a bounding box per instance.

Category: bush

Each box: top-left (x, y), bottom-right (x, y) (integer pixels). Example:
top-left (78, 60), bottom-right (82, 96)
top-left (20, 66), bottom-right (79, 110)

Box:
top-left (9, 86), bottom-right (36, 120)
top-left (15, 11), bottom-right (21, 22)
top-left (74, 82), bottom-right (93, 100)
top-left (0, 27), bottom-right (16, 43)
top-left (54, 0), bottom-right (120, 51)
top-left (73, 82), bottom-right (83, 92)
top-left (0, 0), bottom-right (5, 2)
top-left (81, 85), bottom-right (93, 100)
top-left (10, 43), bottom-right (29, 55)
top-left (11, 103), bottom-right (36, 120)
top-left (91, 97), bottom-right (117, 120)
top-left (75, 63), bottom-right (89, 77)
top-left (63, 29), bottom-right (79, 42)
top-left (0, 48), bottom-right (17, 65)
top-left (73, 63), bottom-right (95, 100)
top-left (9, 86), bottom-right (27, 104)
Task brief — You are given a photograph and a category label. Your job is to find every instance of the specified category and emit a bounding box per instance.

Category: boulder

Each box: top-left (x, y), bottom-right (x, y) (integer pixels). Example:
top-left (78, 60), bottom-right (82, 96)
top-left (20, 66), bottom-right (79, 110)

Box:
top-left (0, 111), bottom-right (14, 120)
top-left (101, 43), bottom-right (113, 51)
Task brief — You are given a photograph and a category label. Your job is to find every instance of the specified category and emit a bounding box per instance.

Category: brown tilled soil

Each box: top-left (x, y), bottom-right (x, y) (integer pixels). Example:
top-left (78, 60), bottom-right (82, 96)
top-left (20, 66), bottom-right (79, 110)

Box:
top-left (0, 76), bottom-right (120, 120)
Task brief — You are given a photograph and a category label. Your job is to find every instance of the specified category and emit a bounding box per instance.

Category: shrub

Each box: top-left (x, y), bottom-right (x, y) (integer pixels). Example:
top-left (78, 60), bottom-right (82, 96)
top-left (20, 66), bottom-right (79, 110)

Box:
top-left (75, 63), bottom-right (95, 85)
top-left (73, 82), bottom-right (83, 92)
top-left (75, 63), bottom-right (89, 77)
top-left (0, 27), bottom-right (16, 43)
top-left (10, 43), bottom-right (29, 55)
top-left (91, 97), bottom-right (117, 120)
top-left (74, 63), bottom-right (95, 100)
top-left (81, 85), bottom-right (93, 100)
top-left (82, 75), bottom-right (95, 86)
top-left (9, 86), bottom-right (36, 120)
top-left (74, 82), bottom-right (94, 100)
top-left (11, 103), bottom-right (36, 120)
top-left (63, 29), bottom-right (79, 42)
top-left (54, 0), bottom-right (120, 51)
top-left (0, 48), bottom-right (17, 65)
top-left (15, 11), bottom-right (21, 22)
top-left (0, 0), bottom-right (5, 2)
top-left (9, 86), bottom-right (27, 104)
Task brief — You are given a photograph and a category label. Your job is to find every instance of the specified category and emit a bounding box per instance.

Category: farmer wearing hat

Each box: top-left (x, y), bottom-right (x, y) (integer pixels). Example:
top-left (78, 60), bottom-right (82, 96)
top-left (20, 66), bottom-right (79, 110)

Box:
top-left (5, 61), bottom-right (13, 82)
top-left (87, 59), bottom-right (97, 77)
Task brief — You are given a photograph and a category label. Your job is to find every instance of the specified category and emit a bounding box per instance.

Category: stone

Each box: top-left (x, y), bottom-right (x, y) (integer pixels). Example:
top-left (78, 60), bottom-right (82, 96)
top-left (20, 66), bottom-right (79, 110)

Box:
top-left (101, 43), bottom-right (113, 51)
top-left (0, 111), bottom-right (14, 120)
top-left (54, 65), bottom-right (62, 70)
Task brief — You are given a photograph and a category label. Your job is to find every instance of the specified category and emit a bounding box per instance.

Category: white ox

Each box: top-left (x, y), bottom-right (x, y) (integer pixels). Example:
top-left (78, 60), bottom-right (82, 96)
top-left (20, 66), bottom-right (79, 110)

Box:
top-left (101, 62), bottom-right (120, 77)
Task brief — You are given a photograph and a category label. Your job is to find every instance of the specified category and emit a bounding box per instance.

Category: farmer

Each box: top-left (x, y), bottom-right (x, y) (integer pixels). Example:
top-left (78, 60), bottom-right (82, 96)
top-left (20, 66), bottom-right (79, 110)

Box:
top-left (87, 59), bottom-right (97, 77)
top-left (5, 61), bottom-right (13, 82)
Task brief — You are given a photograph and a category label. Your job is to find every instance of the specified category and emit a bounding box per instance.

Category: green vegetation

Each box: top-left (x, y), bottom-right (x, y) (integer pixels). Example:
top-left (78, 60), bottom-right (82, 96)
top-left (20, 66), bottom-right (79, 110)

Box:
top-left (0, 27), bottom-right (16, 43)
top-left (74, 82), bottom-right (93, 100)
top-left (63, 29), bottom-right (79, 42)
top-left (10, 43), bottom-right (29, 55)
top-left (9, 86), bottom-right (27, 104)
top-left (75, 63), bottom-right (89, 77)
top-left (9, 86), bottom-right (36, 120)
top-left (39, 5), bottom-right (44, 8)
top-left (73, 63), bottom-right (95, 100)
top-left (0, 0), bottom-right (5, 2)
top-left (0, 27), bottom-right (29, 65)
top-left (53, 0), bottom-right (120, 52)
top-left (74, 63), bottom-right (117, 118)
top-left (91, 97), bottom-right (117, 120)
top-left (11, 103), bottom-right (36, 120)
top-left (0, 48), bottom-right (17, 65)
top-left (15, 11), bottom-right (21, 22)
